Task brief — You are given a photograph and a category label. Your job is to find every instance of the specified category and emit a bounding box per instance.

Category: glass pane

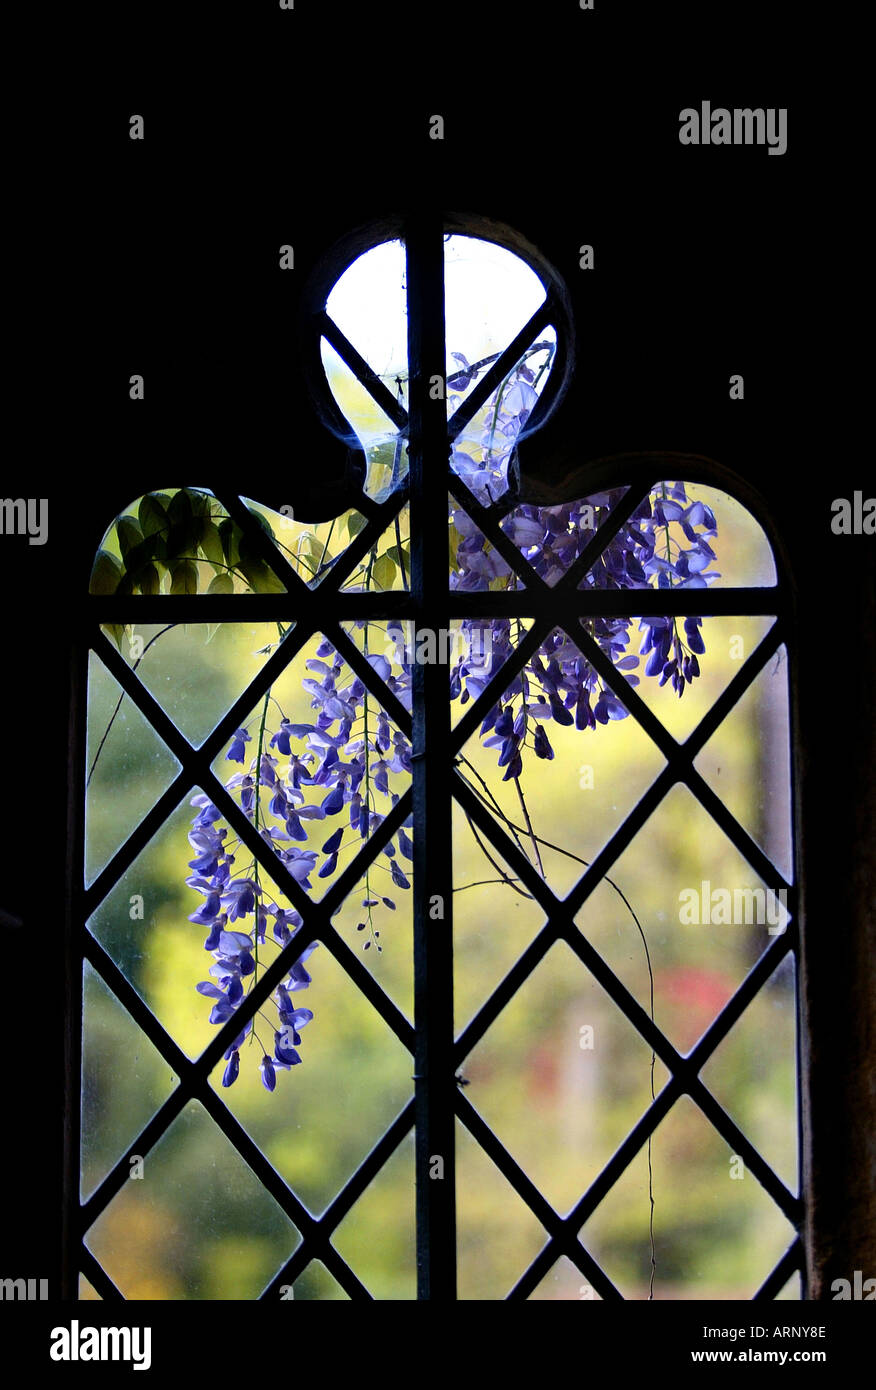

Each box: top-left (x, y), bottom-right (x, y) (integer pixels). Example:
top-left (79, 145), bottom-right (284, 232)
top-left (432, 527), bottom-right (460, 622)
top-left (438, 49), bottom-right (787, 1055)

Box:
top-left (244, 495), bottom-right (370, 590)
top-left (86, 788), bottom-right (235, 1061)
top-left (450, 497), bottom-right (527, 589)
top-left (326, 239), bottom-right (408, 392)
top-left (338, 505), bottom-right (411, 592)
top-left (444, 235), bottom-right (547, 387)
top-left (120, 619), bottom-right (286, 748)
top-left (700, 954), bottom-right (798, 1193)
top-left (455, 1117), bottom-right (548, 1300)
top-left (776, 1270), bottom-right (802, 1300)
top-left (320, 336), bottom-right (404, 460)
top-left (462, 941), bottom-right (670, 1216)
top-left (209, 630), bottom-right (413, 910)
top-left (449, 328), bottom-right (557, 501)
top-left (612, 615), bottom-right (776, 743)
top-left (85, 1100), bottom-right (299, 1299)
top-left (681, 482), bottom-right (777, 588)
top-left (455, 625), bottom-right (666, 897)
top-left (453, 804), bottom-right (548, 1035)
top-left (576, 784), bottom-right (790, 1053)
top-left (209, 944), bottom-right (413, 1217)
top-left (331, 1131), bottom-right (416, 1299)
top-left (80, 961), bottom-right (178, 1201)
top-left (321, 235), bottom-right (556, 501)
top-left (291, 1260), bottom-right (350, 1300)
top-left (85, 651), bottom-right (180, 887)
top-left (580, 1095), bottom-right (795, 1299)
top-left (577, 480), bottom-right (777, 591)
top-left (448, 614), bottom-right (533, 725)
top-left (323, 234), bottom-right (550, 432)
top-left (694, 643), bottom-right (793, 881)
top-left (331, 868), bottom-right (414, 1021)
top-left (496, 483), bottom-right (629, 587)
top-left (529, 1255), bottom-right (604, 1301)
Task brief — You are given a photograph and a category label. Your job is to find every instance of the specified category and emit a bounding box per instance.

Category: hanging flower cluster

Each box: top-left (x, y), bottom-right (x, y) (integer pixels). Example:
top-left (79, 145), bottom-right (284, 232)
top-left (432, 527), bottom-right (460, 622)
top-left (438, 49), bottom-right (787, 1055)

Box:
top-left (189, 636), bottom-right (415, 1089)
top-left (447, 355), bottom-right (720, 769)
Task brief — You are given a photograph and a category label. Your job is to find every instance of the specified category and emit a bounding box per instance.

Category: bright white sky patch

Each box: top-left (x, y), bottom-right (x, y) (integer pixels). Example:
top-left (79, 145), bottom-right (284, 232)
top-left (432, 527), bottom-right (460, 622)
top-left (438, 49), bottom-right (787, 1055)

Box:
top-left (325, 236), bottom-right (548, 388)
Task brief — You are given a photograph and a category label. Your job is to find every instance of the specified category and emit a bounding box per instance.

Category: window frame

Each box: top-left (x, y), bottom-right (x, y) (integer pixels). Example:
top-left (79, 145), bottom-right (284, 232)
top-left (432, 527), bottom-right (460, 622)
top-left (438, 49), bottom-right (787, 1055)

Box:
top-left (65, 212), bottom-right (804, 1302)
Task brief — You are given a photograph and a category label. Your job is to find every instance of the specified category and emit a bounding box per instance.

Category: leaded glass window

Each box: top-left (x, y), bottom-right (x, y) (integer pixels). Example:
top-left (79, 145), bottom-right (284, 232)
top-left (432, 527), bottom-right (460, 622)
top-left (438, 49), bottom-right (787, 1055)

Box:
top-left (73, 219), bottom-right (801, 1301)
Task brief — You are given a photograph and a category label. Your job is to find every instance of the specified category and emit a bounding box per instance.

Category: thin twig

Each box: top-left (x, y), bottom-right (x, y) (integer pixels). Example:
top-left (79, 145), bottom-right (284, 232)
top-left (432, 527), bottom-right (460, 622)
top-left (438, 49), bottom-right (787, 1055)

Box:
top-left (455, 762), bottom-right (657, 1295)
top-left (454, 878), bottom-right (525, 893)
top-left (455, 753), bottom-right (530, 864)
top-left (513, 775), bottom-right (546, 878)
top-left (87, 624), bottom-right (177, 788)
top-left (464, 814), bottom-right (532, 900)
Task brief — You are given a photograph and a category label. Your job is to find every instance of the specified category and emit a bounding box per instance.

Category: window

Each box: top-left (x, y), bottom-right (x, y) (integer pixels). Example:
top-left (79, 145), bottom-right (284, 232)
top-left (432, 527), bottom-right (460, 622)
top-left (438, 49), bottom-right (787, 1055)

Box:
top-left (72, 217), bottom-right (801, 1300)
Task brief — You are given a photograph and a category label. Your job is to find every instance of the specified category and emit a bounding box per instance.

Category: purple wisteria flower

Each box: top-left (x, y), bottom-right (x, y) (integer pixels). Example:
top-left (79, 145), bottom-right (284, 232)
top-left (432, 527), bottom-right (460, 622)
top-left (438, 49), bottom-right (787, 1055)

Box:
top-left (226, 728), bottom-right (252, 763)
top-left (186, 627), bottom-right (416, 1089)
top-left (446, 353), bottom-right (719, 767)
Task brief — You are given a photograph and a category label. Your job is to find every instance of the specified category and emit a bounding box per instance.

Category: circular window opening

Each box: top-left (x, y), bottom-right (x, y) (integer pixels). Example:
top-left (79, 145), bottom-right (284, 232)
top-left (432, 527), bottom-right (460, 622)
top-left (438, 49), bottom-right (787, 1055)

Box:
top-left (312, 228), bottom-right (571, 503)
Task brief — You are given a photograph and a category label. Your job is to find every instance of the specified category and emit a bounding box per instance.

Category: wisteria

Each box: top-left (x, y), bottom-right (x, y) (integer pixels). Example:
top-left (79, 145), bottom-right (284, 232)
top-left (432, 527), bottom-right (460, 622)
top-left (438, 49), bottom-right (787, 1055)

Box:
top-left (179, 345), bottom-right (720, 1090)
top-left (187, 631), bottom-right (415, 1089)
top-left (447, 352), bottom-right (720, 770)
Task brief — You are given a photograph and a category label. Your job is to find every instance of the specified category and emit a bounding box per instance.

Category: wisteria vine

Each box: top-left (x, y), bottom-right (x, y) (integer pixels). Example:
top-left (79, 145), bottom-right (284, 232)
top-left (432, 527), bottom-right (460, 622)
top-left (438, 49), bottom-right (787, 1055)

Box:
top-left (186, 627), bottom-right (416, 1092)
top-left (86, 346), bottom-right (721, 1096)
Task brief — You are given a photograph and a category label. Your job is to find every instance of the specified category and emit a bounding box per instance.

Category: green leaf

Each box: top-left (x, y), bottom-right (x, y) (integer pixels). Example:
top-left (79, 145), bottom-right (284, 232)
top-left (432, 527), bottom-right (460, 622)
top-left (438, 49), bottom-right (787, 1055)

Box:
top-left (218, 516), bottom-right (241, 568)
top-left (101, 622), bottom-right (127, 651)
top-left (346, 512), bottom-right (369, 541)
top-left (189, 489), bottom-right (211, 517)
top-left (200, 519), bottom-right (225, 567)
top-left (90, 549), bottom-right (124, 595)
top-left (371, 552), bottom-right (396, 591)
top-left (250, 508), bottom-right (277, 541)
top-left (170, 559), bottom-right (199, 594)
top-left (116, 514), bottom-right (145, 562)
top-left (167, 489), bottom-right (194, 527)
top-left (165, 520), bottom-right (199, 562)
top-left (385, 543), bottom-right (411, 570)
top-left (239, 559), bottom-right (285, 594)
top-left (207, 572), bottom-right (234, 595)
top-left (138, 494), bottom-right (168, 539)
top-left (134, 562), bottom-right (161, 596)
top-left (304, 534), bottom-right (333, 574)
top-left (121, 533), bottom-right (158, 576)
top-left (236, 534), bottom-right (285, 593)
